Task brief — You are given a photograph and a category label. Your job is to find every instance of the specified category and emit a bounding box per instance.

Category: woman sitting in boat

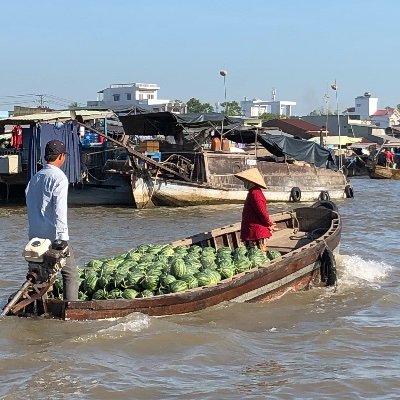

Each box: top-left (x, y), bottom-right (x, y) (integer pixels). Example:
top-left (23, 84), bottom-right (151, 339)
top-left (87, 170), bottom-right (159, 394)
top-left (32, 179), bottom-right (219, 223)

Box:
top-left (234, 168), bottom-right (277, 253)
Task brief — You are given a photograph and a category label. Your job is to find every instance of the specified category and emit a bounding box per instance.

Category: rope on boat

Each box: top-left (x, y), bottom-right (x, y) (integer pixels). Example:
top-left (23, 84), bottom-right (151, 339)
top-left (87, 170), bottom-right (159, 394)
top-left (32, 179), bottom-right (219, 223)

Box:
top-left (145, 167), bottom-right (162, 207)
top-left (288, 211), bottom-right (299, 234)
top-left (86, 169), bottom-right (115, 183)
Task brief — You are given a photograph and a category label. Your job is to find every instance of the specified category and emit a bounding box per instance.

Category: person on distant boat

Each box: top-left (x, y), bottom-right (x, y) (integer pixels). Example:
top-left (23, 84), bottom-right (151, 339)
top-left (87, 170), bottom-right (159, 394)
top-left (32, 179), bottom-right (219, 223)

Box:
top-left (384, 148), bottom-right (394, 167)
top-left (25, 140), bottom-right (78, 301)
top-left (210, 131), bottom-right (221, 151)
top-left (376, 149), bottom-right (386, 166)
top-left (234, 168), bottom-right (277, 253)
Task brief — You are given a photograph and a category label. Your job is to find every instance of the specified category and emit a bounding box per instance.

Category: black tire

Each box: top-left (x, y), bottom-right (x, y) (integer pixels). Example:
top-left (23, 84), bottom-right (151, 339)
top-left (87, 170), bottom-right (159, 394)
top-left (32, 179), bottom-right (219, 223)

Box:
top-left (345, 184), bottom-right (354, 198)
top-left (311, 200), bottom-right (338, 212)
top-left (320, 247), bottom-right (337, 287)
top-left (319, 191), bottom-right (330, 201)
top-left (290, 187), bottom-right (301, 202)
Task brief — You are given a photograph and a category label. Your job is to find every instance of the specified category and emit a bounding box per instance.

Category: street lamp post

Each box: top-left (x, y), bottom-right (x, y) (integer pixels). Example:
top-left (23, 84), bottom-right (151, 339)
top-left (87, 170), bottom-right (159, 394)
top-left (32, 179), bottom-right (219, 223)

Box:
top-left (219, 69), bottom-right (227, 140)
top-left (331, 80), bottom-right (342, 170)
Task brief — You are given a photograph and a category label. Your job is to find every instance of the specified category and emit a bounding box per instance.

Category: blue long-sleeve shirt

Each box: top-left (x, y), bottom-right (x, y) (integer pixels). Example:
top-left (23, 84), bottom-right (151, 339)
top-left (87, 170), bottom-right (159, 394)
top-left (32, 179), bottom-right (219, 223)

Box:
top-left (25, 164), bottom-right (69, 241)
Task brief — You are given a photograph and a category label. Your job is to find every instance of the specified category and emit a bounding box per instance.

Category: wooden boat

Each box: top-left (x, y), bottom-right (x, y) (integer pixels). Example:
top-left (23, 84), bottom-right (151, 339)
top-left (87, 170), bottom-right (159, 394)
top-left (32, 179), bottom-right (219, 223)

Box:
top-left (37, 203), bottom-right (340, 321)
top-left (102, 112), bottom-right (351, 208)
top-left (129, 151), bottom-right (349, 207)
top-left (369, 164), bottom-right (400, 180)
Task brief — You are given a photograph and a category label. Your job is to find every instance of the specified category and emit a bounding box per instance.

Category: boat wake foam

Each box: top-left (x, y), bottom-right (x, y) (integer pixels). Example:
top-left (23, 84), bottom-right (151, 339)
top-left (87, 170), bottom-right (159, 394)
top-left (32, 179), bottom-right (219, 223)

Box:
top-left (72, 313), bottom-right (151, 342)
top-left (337, 254), bottom-right (392, 289)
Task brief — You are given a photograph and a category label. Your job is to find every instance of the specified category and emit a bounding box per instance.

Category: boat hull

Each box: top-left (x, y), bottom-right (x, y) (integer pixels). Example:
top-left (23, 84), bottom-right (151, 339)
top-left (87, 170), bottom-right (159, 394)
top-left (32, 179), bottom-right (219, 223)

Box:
top-left (369, 165), bottom-right (400, 180)
top-left (42, 207), bottom-right (341, 320)
top-left (150, 179), bottom-right (346, 206)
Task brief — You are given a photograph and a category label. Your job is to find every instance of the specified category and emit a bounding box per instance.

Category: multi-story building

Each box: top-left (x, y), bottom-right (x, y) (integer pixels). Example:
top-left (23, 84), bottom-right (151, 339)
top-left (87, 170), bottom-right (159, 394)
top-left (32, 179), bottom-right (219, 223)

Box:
top-left (344, 92), bottom-right (400, 129)
top-left (240, 89), bottom-right (296, 118)
top-left (302, 92), bottom-right (400, 138)
top-left (87, 82), bottom-right (186, 113)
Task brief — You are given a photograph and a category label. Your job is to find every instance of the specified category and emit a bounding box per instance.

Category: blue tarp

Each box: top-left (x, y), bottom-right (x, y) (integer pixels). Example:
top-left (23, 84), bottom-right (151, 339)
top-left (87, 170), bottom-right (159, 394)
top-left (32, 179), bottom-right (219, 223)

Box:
top-left (28, 122), bottom-right (81, 183)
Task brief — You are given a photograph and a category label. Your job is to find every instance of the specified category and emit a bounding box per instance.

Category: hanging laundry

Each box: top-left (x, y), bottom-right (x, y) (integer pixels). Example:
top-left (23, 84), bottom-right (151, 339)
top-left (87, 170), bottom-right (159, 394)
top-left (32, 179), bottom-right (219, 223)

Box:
top-left (11, 125), bottom-right (23, 150)
top-left (28, 122), bottom-right (82, 183)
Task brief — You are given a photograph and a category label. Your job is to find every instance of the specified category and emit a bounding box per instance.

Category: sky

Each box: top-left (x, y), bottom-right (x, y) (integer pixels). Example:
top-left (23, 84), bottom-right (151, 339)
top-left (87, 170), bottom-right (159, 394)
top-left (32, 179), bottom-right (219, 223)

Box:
top-left (0, 0), bottom-right (399, 116)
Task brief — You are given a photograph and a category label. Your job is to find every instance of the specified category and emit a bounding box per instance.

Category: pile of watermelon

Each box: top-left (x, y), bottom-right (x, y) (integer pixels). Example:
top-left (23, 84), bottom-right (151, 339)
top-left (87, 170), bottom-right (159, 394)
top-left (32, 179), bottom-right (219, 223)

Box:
top-left (54, 244), bottom-right (281, 300)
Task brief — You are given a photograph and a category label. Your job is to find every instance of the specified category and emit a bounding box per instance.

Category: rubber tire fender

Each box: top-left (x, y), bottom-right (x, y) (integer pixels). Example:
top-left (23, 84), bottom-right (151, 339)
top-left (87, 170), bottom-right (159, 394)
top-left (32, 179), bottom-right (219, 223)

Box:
top-left (345, 184), bottom-right (354, 198)
top-left (311, 200), bottom-right (338, 212)
top-left (290, 187), bottom-right (301, 202)
top-left (319, 191), bottom-right (330, 201)
top-left (320, 247), bottom-right (337, 287)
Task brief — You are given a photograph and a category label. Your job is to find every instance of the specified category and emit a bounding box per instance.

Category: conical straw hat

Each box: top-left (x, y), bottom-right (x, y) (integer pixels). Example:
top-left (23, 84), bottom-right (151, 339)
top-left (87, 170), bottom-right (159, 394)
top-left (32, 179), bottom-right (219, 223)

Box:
top-left (234, 168), bottom-right (267, 189)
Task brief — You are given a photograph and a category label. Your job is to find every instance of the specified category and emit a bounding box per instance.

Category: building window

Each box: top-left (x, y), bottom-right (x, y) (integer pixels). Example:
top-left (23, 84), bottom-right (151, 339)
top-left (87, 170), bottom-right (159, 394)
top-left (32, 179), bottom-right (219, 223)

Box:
top-left (113, 94), bottom-right (120, 101)
top-left (126, 93), bottom-right (131, 100)
top-left (148, 94), bottom-right (154, 100)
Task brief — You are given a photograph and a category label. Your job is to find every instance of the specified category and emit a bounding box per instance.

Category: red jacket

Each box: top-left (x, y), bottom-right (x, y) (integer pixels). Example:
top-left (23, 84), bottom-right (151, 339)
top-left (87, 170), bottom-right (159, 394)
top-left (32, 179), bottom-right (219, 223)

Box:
top-left (240, 187), bottom-right (273, 241)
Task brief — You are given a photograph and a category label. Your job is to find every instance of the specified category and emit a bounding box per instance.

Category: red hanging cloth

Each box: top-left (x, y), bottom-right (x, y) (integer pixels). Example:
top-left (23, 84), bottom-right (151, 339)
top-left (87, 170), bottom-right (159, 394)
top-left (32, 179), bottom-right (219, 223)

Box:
top-left (11, 125), bottom-right (23, 150)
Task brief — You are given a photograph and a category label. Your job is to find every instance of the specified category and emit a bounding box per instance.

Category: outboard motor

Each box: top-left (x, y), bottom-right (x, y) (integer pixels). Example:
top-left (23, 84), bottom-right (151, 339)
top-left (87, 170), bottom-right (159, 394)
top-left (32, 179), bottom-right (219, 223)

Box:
top-left (1, 239), bottom-right (69, 317)
top-left (24, 238), bottom-right (69, 283)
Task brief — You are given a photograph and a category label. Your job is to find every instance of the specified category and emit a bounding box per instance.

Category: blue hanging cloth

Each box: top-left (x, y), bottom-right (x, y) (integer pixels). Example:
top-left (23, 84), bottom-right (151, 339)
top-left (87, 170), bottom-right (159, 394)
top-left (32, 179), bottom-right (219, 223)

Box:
top-left (28, 125), bottom-right (40, 180)
top-left (28, 122), bottom-right (82, 183)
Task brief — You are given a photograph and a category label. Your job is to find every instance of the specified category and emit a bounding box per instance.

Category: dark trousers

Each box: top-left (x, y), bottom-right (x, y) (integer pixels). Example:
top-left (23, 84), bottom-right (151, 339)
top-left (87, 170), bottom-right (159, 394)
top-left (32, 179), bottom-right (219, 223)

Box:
top-left (62, 245), bottom-right (79, 301)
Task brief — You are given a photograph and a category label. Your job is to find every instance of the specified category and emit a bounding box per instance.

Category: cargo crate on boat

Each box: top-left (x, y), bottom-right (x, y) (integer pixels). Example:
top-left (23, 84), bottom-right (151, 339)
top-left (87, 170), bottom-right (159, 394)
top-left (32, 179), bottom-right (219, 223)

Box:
top-left (139, 140), bottom-right (159, 152)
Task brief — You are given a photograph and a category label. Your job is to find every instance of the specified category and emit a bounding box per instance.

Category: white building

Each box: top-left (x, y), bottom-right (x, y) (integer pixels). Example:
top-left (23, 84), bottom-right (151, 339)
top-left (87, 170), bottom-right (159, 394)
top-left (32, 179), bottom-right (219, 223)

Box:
top-left (347, 92), bottom-right (379, 120)
top-left (241, 97), bottom-right (296, 118)
top-left (87, 82), bottom-right (186, 113)
top-left (344, 92), bottom-right (400, 129)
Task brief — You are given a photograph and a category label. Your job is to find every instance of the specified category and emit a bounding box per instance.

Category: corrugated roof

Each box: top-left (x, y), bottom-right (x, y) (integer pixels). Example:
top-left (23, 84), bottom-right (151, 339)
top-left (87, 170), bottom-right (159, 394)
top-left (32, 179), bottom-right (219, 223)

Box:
top-left (0, 109), bottom-right (114, 125)
top-left (263, 118), bottom-right (322, 131)
top-left (309, 136), bottom-right (361, 146)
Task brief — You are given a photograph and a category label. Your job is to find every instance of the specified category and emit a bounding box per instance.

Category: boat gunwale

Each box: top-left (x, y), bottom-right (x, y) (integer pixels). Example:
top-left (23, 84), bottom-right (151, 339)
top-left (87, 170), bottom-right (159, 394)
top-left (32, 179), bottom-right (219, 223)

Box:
top-left (60, 208), bottom-right (341, 315)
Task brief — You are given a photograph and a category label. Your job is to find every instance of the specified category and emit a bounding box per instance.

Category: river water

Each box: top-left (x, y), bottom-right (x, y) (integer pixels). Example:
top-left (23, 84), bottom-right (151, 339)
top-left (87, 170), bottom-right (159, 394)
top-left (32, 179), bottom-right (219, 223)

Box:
top-left (0, 177), bottom-right (399, 399)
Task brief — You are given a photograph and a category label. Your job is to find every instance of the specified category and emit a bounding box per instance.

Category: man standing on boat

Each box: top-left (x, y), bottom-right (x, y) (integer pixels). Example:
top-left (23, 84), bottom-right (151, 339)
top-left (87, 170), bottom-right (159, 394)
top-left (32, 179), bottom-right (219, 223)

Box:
top-left (384, 148), bottom-right (394, 167)
top-left (25, 140), bottom-right (78, 301)
top-left (234, 168), bottom-right (277, 253)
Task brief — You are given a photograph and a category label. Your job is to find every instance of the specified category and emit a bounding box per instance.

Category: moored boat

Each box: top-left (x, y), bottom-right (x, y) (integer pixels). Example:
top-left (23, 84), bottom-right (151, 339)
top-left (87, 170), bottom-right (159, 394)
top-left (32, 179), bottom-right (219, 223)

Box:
top-left (3, 203), bottom-right (341, 320)
top-left (111, 112), bottom-right (353, 208)
top-left (369, 164), bottom-right (400, 180)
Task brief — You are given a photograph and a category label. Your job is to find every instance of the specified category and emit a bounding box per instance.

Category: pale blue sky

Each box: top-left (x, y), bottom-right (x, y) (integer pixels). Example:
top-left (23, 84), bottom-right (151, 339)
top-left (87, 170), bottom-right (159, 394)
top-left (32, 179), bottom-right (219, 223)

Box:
top-left (0, 0), bottom-right (398, 115)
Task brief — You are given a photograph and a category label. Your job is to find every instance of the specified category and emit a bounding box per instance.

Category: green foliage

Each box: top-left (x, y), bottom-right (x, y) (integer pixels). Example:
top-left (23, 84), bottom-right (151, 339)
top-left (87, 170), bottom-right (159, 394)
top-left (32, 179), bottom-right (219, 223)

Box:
top-left (259, 112), bottom-right (280, 121)
top-left (221, 101), bottom-right (242, 116)
top-left (187, 98), bottom-right (214, 113)
top-left (68, 101), bottom-right (79, 110)
top-left (308, 107), bottom-right (337, 116)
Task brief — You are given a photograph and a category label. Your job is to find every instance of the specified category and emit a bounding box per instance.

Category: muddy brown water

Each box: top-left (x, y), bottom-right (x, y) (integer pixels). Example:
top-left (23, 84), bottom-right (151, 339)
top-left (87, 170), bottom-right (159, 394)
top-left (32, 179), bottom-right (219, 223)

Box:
top-left (0, 178), bottom-right (399, 399)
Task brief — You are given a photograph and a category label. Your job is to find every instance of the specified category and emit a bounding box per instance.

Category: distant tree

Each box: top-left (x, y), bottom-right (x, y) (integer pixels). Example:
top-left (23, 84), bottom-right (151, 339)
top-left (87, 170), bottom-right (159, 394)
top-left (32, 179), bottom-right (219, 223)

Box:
top-left (186, 98), bottom-right (214, 113)
top-left (308, 107), bottom-right (336, 116)
top-left (259, 112), bottom-right (280, 121)
top-left (221, 101), bottom-right (242, 116)
top-left (201, 103), bottom-right (214, 113)
top-left (68, 101), bottom-right (79, 109)
top-left (397, 104), bottom-right (400, 111)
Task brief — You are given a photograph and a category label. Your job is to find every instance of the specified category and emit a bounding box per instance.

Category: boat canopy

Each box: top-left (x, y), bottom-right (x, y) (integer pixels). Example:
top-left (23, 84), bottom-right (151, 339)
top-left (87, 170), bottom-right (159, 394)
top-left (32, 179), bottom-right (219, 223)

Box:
top-left (119, 111), bottom-right (239, 136)
top-left (257, 134), bottom-right (336, 169)
top-left (119, 112), bottom-right (336, 168)
top-left (222, 129), bottom-right (336, 168)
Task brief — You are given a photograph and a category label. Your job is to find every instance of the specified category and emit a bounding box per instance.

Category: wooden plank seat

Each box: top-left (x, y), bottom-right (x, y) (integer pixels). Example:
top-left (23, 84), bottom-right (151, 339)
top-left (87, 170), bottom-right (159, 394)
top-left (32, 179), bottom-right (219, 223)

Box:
top-left (267, 227), bottom-right (314, 254)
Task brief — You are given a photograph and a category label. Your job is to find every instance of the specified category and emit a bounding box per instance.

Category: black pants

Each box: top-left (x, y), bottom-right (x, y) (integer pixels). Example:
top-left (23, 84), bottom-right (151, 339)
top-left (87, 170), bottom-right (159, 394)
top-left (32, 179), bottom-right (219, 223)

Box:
top-left (61, 245), bottom-right (79, 301)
